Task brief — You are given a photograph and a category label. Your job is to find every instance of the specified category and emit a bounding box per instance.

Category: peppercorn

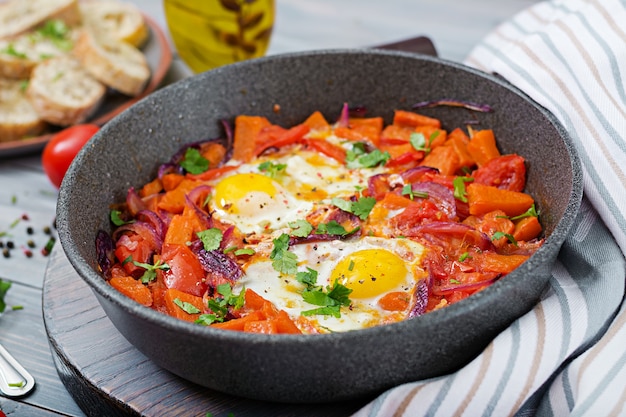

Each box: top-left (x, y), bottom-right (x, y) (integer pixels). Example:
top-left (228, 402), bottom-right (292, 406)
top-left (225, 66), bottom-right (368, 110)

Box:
top-left (26, 226), bottom-right (34, 235)
top-left (27, 240), bottom-right (35, 248)
top-left (2, 248), bottom-right (9, 258)
top-left (6, 241), bottom-right (14, 249)
top-left (43, 226), bottom-right (52, 235)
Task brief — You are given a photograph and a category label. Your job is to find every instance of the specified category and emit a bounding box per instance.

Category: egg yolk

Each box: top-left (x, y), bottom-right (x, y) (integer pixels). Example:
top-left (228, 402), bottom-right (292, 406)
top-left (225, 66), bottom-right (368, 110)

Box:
top-left (213, 173), bottom-right (277, 214)
top-left (331, 249), bottom-right (409, 299)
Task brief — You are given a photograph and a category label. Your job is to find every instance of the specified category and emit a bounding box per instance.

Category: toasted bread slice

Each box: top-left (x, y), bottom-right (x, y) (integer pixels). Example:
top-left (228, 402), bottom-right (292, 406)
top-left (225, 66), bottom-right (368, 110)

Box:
top-left (0, 0), bottom-right (81, 40)
top-left (0, 20), bottom-right (77, 79)
top-left (27, 55), bottom-right (105, 126)
top-left (80, 0), bottom-right (148, 48)
top-left (0, 78), bottom-right (46, 142)
top-left (73, 29), bottom-right (149, 96)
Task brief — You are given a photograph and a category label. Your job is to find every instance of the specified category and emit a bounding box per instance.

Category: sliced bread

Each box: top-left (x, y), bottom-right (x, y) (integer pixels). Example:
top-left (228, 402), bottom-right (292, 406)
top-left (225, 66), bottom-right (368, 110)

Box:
top-left (0, 20), bottom-right (76, 79)
top-left (73, 29), bottom-right (149, 96)
top-left (27, 55), bottom-right (106, 126)
top-left (80, 0), bottom-right (149, 48)
top-left (0, 0), bottom-right (81, 40)
top-left (0, 78), bottom-right (46, 142)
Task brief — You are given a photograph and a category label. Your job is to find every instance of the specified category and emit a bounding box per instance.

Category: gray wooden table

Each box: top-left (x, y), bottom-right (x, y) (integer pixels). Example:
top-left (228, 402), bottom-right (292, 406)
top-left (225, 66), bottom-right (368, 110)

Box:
top-left (0, 1), bottom-right (538, 415)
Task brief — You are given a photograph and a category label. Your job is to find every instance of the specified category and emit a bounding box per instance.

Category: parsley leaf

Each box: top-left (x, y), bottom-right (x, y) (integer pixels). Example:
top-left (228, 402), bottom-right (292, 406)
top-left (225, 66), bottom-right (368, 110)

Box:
top-left (346, 147), bottom-right (390, 169)
top-left (301, 279), bottom-right (352, 318)
top-left (491, 231), bottom-right (518, 246)
top-left (110, 209), bottom-right (134, 226)
top-left (409, 130), bottom-right (440, 154)
top-left (270, 233), bottom-right (298, 275)
top-left (401, 184), bottom-right (428, 200)
top-left (351, 197), bottom-right (376, 220)
top-left (174, 298), bottom-right (201, 314)
top-left (180, 148), bottom-right (209, 174)
top-left (234, 248), bottom-right (255, 256)
top-left (132, 259), bottom-right (170, 283)
top-left (510, 204), bottom-right (539, 221)
top-left (296, 267), bottom-right (318, 287)
top-left (345, 142), bottom-right (367, 162)
top-left (331, 196), bottom-right (376, 220)
top-left (0, 278), bottom-right (12, 313)
top-left (258, 161), bottom-right (287, 178)
top-left (196, 284), bottom-right (245, 326)
top-left (315, 220), bottom-right (360, 237)
top-left (453, 177), bottom-right (474, 202)
top-left (459, 252), bottom-right (471, 262)
top-left (288, 219), bottom-right (313, 237)
top-left (197, 228), bottom-right (223, 251)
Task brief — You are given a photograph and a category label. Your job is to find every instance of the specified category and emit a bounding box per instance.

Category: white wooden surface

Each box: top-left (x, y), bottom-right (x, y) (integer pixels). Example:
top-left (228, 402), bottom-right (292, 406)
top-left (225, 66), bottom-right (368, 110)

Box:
top-left (0, 1), bottom-right (539, 415)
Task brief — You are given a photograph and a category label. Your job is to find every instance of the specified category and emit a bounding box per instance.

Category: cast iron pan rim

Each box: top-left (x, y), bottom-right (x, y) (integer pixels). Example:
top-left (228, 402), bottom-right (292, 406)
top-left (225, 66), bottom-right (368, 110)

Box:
top-left (57, 48), bottom-right (583, 345)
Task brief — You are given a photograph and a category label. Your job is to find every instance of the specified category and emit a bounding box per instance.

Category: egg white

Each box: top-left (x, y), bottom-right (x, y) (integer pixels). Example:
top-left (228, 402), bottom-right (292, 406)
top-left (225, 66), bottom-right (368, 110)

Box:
top-left (207, 148), bottom-right (381, 235)
top-left (234, 237), bottom-right (427, 333)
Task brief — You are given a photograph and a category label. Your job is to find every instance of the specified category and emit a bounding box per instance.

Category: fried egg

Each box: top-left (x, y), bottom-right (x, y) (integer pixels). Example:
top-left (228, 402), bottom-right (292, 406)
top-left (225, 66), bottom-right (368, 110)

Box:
top-left (234, 236), bottom-right (428, 333)
top-left (208, 148), bottom-right (381, 234)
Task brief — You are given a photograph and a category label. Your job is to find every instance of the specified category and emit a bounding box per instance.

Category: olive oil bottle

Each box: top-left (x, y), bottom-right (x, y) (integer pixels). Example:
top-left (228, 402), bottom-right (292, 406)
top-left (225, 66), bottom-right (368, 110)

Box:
top-left (163, 0), bottom-right (274, 73)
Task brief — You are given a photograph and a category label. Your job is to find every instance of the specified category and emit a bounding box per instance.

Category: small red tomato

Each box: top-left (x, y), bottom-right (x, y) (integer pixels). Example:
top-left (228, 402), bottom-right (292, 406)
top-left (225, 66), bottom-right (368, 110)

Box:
top-left (42, 124), bottom-right (100, 188)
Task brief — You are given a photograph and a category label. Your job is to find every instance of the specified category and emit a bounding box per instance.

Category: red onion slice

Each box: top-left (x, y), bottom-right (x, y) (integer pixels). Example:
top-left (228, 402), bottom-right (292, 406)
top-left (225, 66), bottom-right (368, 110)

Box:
top-left (412, 99), bottom-right (493, 113)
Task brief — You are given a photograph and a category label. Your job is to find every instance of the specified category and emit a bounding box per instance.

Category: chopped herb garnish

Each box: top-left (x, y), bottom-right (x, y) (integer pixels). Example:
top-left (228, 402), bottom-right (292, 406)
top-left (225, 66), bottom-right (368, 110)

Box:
top-left (459, 252), bottom-right (471, 262)
top-left (453, 177), bottom-right (474, 202)
top-left (1, 43), bottom-right (27, 59)
top-left (288, 219), bottom-right (313, 237)
top-left (173, 298), bottom-right (201, 314)
top-left (330, 196), bottom-right (376, 220)
top-left (491, 231), bottom-right (518, 246)
top-left (409, 131), bottom-right (439, 154)
top-left (180, 148), bottom-right (209, 174)
top-left (36, 20), bottom-right (73, 51)
top-left (196, 284), bottom-right (245, 325)
top-left (401, 184), bottom-right (429, 200)
top-left (234, 248), bottom-right (255, 256)
top-left (110, 210), bottom-right (134, 226)
top-left (295, 267), bottom-right (318, 287)
top-left (197, 228), bottom-right (223, 251)
top-left (0, 278), bottom-right (12, 313)
top-left (258, 161), bottom-right (287, 178)
top-left (132, 259), bottom-right (170, 283)
top-left (315, 220), bottom-right (359, 237)
top-left (346, 145), bottom-right (390, 168)
top-left (301, 278), bottom-right (352, 318)
top-left (510, 204), bottom-right (539, 220)
top-left (345, 142), bottom-right (367, 161)
top-left (270, 233), bottom-right (298, 275)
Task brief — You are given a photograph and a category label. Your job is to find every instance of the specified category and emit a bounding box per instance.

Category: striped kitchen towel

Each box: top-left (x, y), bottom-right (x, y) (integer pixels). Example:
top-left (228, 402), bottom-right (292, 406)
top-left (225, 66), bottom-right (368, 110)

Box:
top-left (353, 0), bottom-right (626, 416)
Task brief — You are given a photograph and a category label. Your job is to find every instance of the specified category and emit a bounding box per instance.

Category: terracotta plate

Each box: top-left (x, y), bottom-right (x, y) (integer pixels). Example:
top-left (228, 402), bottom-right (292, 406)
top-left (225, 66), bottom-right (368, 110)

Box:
top-left (0, 14), bottom-right (172, 159)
